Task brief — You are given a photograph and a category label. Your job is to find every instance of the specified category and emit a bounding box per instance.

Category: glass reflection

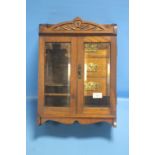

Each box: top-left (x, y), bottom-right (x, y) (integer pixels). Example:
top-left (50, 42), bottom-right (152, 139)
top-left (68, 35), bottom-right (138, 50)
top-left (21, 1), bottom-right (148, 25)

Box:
top-left (44, 43), bottom-right (70, 107)
top-left (84, 42), bottom-right (110, 107)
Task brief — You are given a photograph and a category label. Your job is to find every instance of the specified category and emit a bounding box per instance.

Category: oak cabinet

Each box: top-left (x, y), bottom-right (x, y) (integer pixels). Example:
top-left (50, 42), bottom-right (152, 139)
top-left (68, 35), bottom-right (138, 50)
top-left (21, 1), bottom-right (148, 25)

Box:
top-left (38, 17), bottom-right (117, 127)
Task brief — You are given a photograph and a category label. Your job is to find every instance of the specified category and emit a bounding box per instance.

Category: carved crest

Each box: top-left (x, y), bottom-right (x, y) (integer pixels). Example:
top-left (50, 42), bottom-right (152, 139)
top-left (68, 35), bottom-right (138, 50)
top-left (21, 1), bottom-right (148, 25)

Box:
top-left (39, 17), bottom-right (117, 34)
top-left (52, 17), bottom-right (105, 31)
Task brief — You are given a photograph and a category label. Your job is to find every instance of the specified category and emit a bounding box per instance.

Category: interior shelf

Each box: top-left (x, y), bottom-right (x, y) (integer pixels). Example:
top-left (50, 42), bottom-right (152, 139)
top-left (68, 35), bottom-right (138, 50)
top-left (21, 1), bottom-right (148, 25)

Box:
top-left (85, 55), bottom-right (109, 58)
top-left (44, 93), bottom-right (70, 96)
top-left (45, 83), bottom-right (69, 87)
top-left (86, 76), bottom-right (107, 78)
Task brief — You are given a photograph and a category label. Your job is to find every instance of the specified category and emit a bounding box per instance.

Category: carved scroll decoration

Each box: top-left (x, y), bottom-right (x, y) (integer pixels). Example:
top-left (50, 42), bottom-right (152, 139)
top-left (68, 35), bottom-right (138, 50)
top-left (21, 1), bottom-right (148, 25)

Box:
top-left (51, 17), bottom-right (105, 31)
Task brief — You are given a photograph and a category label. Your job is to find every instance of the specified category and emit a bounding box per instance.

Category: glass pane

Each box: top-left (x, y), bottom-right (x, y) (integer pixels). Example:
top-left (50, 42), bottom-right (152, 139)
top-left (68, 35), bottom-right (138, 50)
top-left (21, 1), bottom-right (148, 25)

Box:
top-left (44, 43), bottom-right (71, 107)
top-left (84, 43), bottom-right (110, 107)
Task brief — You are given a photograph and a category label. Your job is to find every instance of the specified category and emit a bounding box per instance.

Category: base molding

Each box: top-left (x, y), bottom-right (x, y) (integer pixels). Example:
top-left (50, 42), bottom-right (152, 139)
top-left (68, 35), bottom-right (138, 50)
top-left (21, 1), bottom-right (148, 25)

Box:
top-left (37, 116), bottom-right (116, 127)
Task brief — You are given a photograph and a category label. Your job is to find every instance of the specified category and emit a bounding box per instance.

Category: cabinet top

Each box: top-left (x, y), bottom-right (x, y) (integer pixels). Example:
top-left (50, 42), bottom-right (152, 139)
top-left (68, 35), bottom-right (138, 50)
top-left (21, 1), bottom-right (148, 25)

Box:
top-left (39, 17), bottom-right (117, 35)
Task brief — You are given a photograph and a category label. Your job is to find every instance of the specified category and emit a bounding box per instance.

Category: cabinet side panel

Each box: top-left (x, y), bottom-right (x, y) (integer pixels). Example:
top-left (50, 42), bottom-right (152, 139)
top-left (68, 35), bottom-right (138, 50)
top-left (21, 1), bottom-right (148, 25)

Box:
top-left (110, 36), bottom-right (117, 116)
top-left (38, 37), bottom-right (45, 116)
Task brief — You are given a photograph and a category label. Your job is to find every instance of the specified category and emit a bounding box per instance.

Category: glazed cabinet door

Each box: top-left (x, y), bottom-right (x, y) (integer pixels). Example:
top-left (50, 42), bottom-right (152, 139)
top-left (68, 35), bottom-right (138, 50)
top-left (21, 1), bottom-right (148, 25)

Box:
top-left (38, 36), bottom-right (77, 116)
top-left (77, 36), bottom-right (116, 116)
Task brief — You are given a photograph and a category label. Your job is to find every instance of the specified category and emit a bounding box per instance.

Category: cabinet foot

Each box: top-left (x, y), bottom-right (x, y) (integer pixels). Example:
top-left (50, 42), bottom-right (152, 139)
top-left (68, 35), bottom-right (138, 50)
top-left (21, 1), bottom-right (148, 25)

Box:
top-left (112, 121), bottom-right (117, 127)
top-left (37, 116), bottom-right (41, 125)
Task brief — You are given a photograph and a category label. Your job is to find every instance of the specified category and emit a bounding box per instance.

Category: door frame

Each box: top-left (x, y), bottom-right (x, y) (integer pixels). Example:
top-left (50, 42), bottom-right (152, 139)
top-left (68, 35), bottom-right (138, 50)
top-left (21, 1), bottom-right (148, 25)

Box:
top-left (38, 36), bottom-right (78, 117)
top-left (76, 36), bottom-right (117, 116)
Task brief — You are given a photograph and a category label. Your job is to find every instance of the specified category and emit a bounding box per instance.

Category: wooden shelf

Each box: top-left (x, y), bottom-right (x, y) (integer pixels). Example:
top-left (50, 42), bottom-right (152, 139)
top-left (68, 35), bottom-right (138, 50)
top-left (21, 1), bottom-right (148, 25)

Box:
top-left (86, 76), bottom-right (107, 78)
top-left (45, 93), bottom-right (70, 96)
top-left (85, 55), bottom-right (109, 59)
top-left (45, 83), bottom-right (69, 87)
